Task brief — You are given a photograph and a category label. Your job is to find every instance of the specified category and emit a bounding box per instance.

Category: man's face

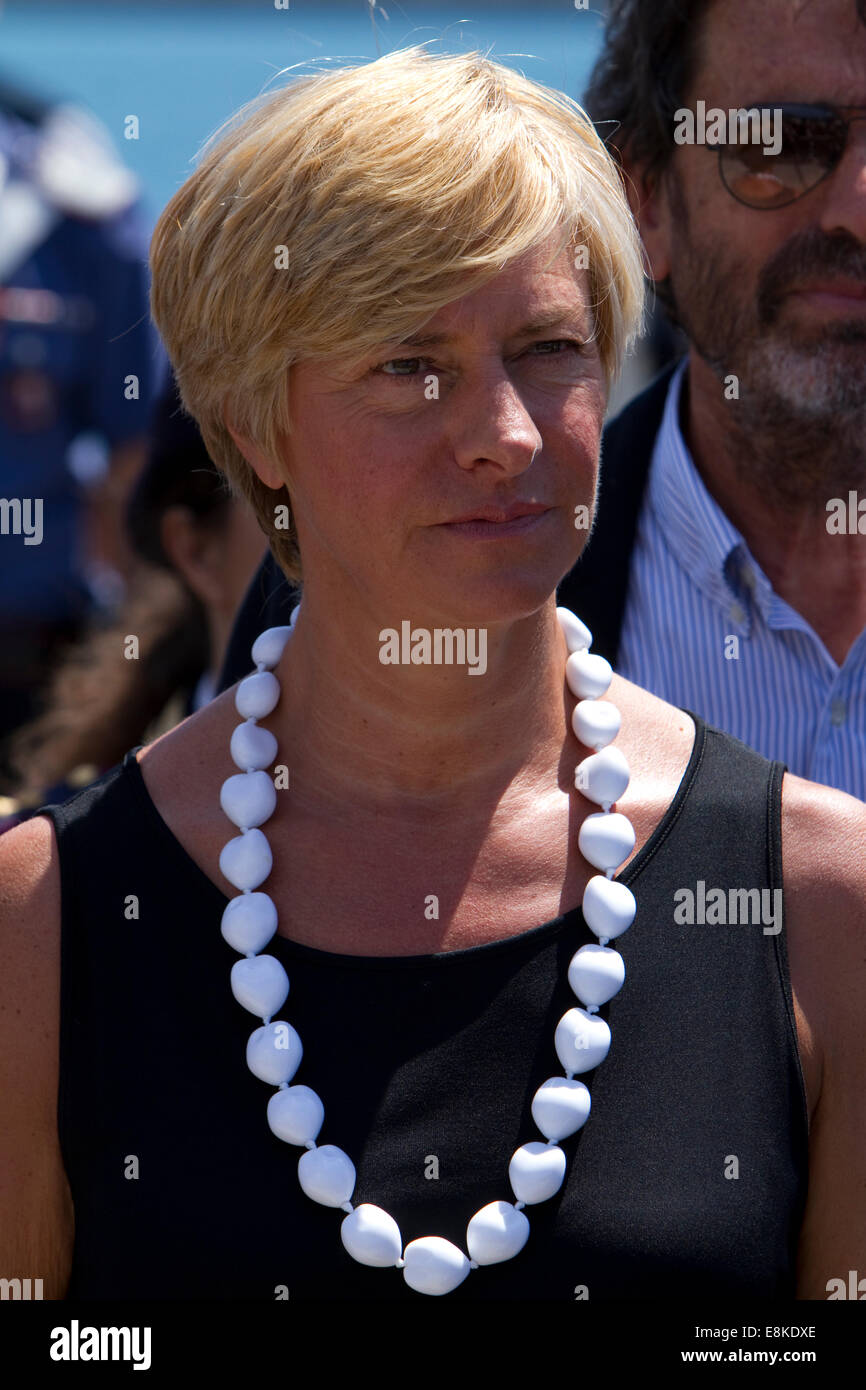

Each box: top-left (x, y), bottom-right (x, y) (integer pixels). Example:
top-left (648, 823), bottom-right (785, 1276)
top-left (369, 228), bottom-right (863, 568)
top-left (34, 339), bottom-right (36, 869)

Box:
top-left (637, 0), bottom-right (866, 425)
top-left (270, 237), bottom-right (606, 625)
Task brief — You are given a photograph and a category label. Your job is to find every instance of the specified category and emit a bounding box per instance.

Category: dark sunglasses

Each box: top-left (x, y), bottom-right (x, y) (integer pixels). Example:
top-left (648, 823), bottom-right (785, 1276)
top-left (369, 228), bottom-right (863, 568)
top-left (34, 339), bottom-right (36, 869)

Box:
top-left (716, 103), bottom-right (866, 208)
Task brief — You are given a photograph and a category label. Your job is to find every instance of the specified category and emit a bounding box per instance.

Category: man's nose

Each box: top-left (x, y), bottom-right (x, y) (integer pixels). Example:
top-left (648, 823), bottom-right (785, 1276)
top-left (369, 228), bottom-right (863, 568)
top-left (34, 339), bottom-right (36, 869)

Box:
top-left (816, 120), bottom-right (866, 243)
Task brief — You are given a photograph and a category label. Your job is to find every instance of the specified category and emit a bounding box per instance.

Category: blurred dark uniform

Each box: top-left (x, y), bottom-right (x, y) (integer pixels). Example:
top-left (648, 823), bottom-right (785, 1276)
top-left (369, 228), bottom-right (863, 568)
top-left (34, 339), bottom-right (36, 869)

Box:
top-left (0, 77), bottom-right (162, 787)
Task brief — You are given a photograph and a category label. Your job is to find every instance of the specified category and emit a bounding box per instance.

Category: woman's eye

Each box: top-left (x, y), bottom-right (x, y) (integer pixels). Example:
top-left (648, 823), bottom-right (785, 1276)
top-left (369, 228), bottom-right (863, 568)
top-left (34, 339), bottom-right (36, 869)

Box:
top-left (377, 357), bottom-right (430, 378)
top-left (529, 338), bottom-right (586, 358)
top-left (374, 339), bottom-right (584, 382)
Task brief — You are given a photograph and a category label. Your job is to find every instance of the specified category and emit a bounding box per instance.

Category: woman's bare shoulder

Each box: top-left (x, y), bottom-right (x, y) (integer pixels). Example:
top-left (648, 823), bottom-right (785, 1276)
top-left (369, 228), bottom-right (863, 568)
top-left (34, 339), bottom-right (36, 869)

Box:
top-left (777, 773), bottom-right (866, 1293)
top-left (777, 770), bottom-right (866, 997)
top-left (0, 813), bottom-right (74, 1297)
top-left (133, 685), bottom-right (239, 830)
top-left (606, 674), bottom-right (697, 786)
top-left (0, 810), bottom-right (62, 957)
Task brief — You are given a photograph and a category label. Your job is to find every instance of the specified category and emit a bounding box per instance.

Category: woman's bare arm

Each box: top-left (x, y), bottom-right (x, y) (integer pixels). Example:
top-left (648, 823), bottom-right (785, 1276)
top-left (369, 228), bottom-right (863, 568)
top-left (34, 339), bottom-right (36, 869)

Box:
top-left (783, 776), bottom-right (866, 1298)
top-left (0, 815), bottom-right (74, 1299)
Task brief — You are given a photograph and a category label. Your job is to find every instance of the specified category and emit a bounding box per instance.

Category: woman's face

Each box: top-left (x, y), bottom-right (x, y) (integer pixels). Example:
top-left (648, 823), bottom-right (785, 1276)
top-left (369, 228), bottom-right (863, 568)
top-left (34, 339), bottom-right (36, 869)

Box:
top-left (273, 235), bottom-right (607, 625)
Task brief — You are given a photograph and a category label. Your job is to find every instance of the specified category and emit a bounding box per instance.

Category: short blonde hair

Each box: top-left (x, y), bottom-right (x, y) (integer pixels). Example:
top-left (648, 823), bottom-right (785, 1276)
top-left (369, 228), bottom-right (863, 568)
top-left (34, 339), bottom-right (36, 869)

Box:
top-left (149, 44), bottom-right (646, 586)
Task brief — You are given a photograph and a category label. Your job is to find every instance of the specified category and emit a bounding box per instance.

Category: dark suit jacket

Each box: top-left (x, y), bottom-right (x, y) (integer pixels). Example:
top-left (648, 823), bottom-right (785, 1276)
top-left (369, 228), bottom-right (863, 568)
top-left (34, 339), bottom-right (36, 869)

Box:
top-left (216, 361), bottom-right (680, 690)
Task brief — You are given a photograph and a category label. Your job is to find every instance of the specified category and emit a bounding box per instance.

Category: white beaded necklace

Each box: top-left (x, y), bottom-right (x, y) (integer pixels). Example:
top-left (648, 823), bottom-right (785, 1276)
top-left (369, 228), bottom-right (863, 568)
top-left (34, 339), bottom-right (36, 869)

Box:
top-left (218, 604), bottom-right (637, 1297)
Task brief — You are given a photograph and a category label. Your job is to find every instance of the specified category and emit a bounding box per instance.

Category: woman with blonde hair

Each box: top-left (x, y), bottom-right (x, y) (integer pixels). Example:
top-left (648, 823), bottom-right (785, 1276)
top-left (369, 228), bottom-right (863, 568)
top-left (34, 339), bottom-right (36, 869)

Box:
top-left (1, 44), bottom-right (863, 1301)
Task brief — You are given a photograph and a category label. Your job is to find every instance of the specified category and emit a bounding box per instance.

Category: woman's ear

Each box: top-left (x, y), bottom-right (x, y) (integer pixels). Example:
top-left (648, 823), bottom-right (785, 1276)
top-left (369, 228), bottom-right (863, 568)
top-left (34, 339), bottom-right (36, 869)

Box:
top-left (222, 398), bottom-right (286, 491)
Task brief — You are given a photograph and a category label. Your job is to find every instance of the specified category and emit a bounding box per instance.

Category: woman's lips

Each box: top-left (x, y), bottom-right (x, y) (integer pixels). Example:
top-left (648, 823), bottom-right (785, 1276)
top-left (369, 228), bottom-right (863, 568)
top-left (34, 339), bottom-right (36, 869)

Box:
top-left (438, 510), bottom-right (553, 538)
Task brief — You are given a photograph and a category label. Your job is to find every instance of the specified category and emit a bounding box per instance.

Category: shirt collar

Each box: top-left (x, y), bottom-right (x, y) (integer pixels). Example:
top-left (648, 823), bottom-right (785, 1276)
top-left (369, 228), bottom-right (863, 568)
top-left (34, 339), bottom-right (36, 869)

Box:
top-left (646, 359), bottom-right (776, 631)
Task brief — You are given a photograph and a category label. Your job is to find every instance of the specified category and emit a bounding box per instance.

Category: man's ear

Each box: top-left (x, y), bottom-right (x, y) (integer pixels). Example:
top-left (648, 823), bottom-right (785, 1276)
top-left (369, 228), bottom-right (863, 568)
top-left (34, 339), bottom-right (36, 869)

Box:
top-left (222, 398), bottom-right (286, 491)
top-left (618, 152), bottom-right (673, 286)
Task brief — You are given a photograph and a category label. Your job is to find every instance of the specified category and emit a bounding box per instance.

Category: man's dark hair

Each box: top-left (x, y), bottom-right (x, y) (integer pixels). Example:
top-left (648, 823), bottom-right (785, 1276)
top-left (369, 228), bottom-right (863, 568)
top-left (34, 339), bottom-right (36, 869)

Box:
top-left (584, 1), bottom-right (714, 326)
top-left (585, 0), bottom-right (866, 178)
top-left (584, 0), bottom-right (713, 180)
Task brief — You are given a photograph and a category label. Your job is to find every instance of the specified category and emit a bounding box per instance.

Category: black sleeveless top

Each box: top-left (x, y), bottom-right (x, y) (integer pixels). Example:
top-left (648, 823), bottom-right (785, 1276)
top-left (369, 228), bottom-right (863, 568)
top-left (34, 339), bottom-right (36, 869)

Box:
top-left (38, 710), bottom-right (809, 1301)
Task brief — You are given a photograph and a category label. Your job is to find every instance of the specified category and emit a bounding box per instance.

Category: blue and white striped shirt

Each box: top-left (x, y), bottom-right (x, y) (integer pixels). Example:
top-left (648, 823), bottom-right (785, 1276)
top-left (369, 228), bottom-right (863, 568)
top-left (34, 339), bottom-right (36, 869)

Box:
top-left (617, 359), bottom-right (866, 801)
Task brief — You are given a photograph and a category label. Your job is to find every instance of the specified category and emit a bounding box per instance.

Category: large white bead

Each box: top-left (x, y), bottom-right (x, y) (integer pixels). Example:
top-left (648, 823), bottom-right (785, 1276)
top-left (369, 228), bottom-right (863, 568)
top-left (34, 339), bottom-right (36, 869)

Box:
top-left (466, 1200), bottom-right (530, 1265)
top-left (402, 1237), bottom-right (471, 1296)
top-left (566, 649), bottom-right (613, 700)
top-left (235, 670), bottom-right (280, 720)
top-left (219, 828), bottom-right (273, 891)
top-left (572, 698), bottom-right (621, 750)
top-left (230, 954), bottom-right (289, 1017)
top-left (575, 745), bottom-right (630, 807)
top-left (220, 892), bottom-right (278, 955)
top-left (341, 1204), bottom-right (403, 1268)
top-left (298, 1144), bottom-right (356, 1207)
top-left (246, 1021), bottom-right (303, 1085)
top-left (578, 810), bottom-right (635, 872)
top-left (568, 944), bottom-right (625, 1006)
top-left (508, 1141), bottom-right (567, 1204)
top-left (230, 720), bottom-right (278, 772)
top-left (531, 1076), bottom-right (591, 1141)
top-left (581, 874), bottom-right (637, 939)
top-left (267, 1084), bottom-right (324, 1145)
top-left (556, 606), bottom-right (592, 653)
top-left (554, 1007), bottom-right (611, 1074)
top-left (251, 625), bottom-right (293, 669)
top-left (220, 771), bottom-right (277, 830)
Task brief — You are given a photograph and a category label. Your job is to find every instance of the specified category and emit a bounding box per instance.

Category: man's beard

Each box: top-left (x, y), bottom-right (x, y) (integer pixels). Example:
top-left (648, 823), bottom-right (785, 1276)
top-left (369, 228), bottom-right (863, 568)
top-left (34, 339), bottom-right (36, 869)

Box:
top-left (663, 213), bottom-right (866, 510)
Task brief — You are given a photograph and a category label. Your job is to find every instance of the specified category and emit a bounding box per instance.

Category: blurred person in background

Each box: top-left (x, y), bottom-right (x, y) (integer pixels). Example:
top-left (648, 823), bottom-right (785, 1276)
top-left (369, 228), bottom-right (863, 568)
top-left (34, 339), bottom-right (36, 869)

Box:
top-left (0, 369), bottom-right (265, 830)
top-left (0, 71), bottom-right (163, 793)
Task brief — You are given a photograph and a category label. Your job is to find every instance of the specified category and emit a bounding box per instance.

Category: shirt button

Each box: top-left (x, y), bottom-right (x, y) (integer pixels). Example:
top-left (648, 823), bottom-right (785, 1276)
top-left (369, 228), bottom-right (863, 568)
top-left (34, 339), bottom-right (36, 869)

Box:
top-left (830, 698), bottom-right (847, 727)
top-left (728, 601), bottom-right (746, 624)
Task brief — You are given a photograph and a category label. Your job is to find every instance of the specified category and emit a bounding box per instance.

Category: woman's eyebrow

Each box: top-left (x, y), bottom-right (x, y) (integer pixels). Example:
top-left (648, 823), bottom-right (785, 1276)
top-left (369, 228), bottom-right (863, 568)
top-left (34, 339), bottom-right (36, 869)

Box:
top-left (387, 311), bottom-right (589, 351)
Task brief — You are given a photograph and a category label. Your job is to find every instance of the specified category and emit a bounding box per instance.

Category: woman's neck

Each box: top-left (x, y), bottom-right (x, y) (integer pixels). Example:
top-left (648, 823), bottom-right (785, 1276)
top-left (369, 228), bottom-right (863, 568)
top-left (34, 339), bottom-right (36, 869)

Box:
top-left (263, 597), bottom-right (576, 820)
